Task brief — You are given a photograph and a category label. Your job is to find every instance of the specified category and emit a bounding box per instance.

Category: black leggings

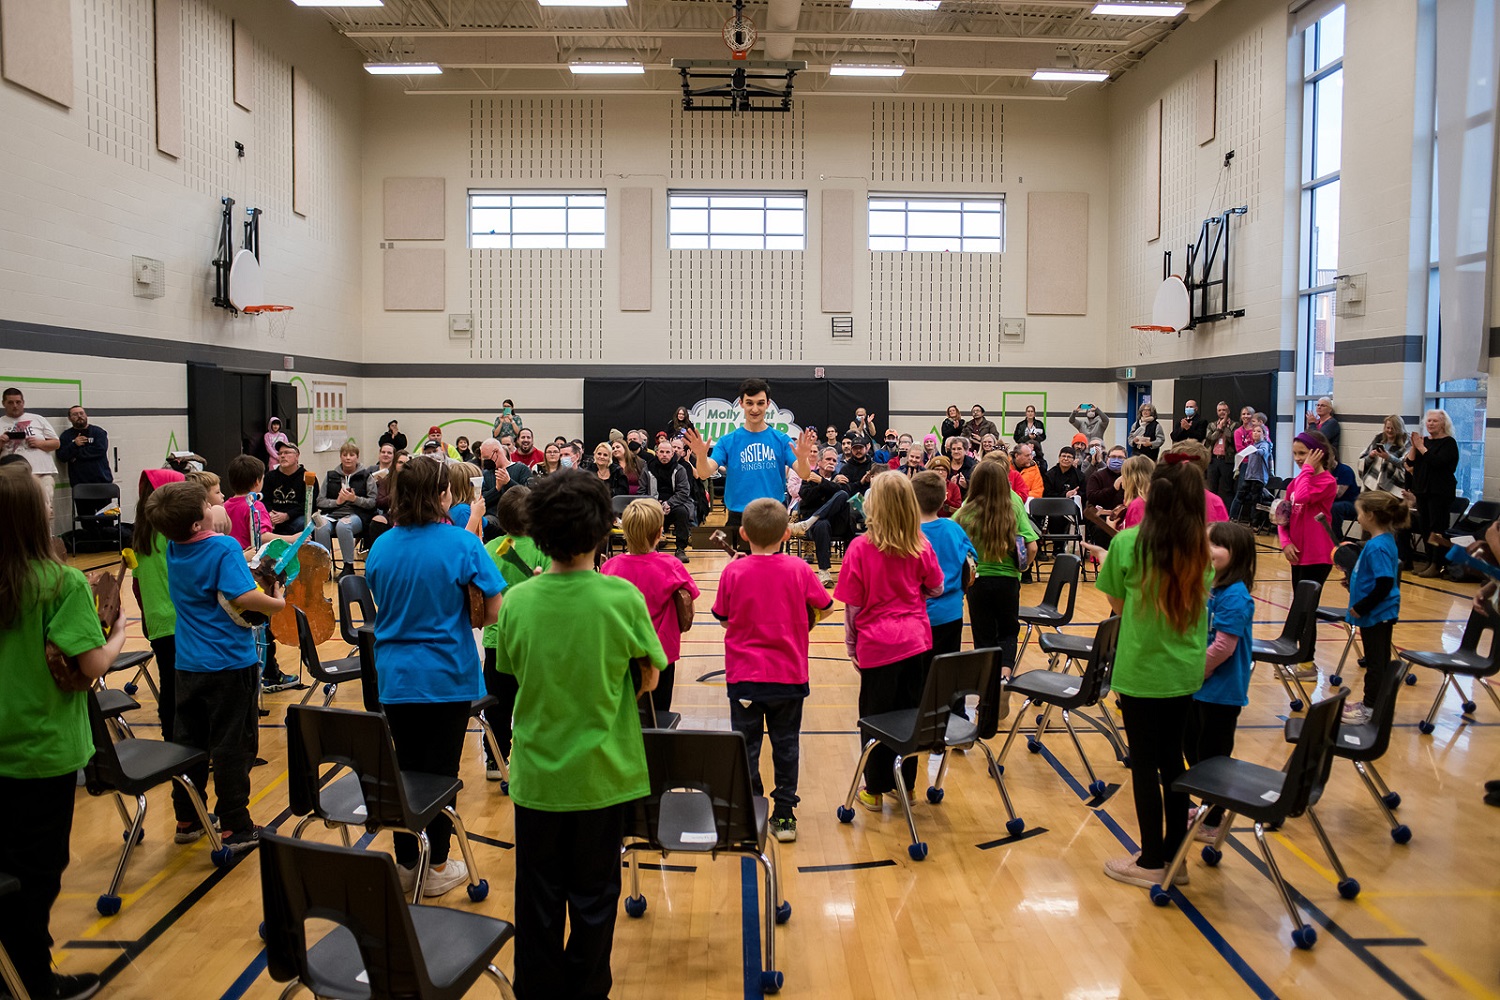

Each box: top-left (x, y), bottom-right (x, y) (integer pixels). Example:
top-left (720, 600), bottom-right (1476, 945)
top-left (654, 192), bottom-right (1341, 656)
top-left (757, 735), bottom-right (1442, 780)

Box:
top-left (483, 648), bottom-right (519, 762)
top-left (1359, 619), bottom-right (1396, 708)
top-left (968, 575), bottom-right (1021, 738)
top-left (857, 653), bottom-right (927, 794)
top-left (1414, 491), bottom-right (1455, 565)
top-left (1183, 700), bottom-right (1241, 827)
top-left (1290, 563), bottom-right (1331, 589)
top-left (381, 700), bottom-right (471, 866)
top-left (1118, 693), bottom-right (1193, 869)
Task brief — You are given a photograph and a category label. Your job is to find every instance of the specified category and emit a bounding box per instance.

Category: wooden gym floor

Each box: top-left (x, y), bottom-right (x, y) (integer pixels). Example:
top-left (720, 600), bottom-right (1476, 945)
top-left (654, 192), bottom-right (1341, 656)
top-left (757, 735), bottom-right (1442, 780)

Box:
top-left (53, 542), bottom-right (1500, 999)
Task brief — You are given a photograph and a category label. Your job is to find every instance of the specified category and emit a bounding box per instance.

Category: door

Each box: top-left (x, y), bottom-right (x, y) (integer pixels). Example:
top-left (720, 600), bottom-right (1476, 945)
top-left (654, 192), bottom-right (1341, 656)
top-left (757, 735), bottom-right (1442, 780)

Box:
top-left (1126, 382), bottom-right (1152, 454)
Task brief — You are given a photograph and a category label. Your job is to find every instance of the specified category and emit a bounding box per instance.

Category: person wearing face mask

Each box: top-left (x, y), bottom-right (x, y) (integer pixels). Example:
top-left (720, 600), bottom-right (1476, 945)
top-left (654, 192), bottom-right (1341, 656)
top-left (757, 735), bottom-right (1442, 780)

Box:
top-left (1085, 446), bottom-right (1128, 524)
top-left (1078, 437), bottom-right (1107, 477)
top-left (1171, 399), bottom-right (1207, 444)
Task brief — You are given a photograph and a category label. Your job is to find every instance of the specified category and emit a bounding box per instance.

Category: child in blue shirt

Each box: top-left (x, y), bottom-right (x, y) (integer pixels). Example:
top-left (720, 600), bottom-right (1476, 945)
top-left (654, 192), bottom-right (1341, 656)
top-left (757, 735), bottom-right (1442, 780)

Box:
top-left (149, 480), bottom-right (284, 852)
top-left (912, 471), bottom-right (977, 662)
top-left (1183, 521), bottom-right (1256, 841)
top-left (1341, 492), bottom-right (1407, 725)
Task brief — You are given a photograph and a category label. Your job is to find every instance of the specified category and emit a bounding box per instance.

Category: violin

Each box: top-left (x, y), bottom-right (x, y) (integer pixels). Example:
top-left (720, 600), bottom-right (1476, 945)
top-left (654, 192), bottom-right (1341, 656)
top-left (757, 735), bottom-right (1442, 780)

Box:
top-left (271, 471), bottom-right (336, 646)
top-left (46, 563), bottom-right (126, 693)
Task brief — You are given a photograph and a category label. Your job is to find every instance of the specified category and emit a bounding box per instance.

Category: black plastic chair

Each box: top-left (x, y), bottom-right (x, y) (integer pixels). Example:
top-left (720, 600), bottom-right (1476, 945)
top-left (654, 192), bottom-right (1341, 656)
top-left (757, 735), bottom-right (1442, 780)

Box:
top-left (622, 729), bottom-right (790, 995)
top-left (1016, 553), bottom-right (1081, 669)
top-left (994, 617), bottom-right (1121, 801)
top-left (1155, 691), bottom-right (1352, 950)
top-left (1315, 605), bottom-right (1362, 686)
top-left (81, 690), bottom-right (227, 916)
top-left (106, 647), bottom-right (157, 699)
top-left (1251, 579), bottom-right (1322, 711)
top-left (1399, 610), bottom-right (1500, 734)
top-left (68, 482), bottom-right (122, 554)
top-left (337, 572), bottom-right (377, 647)
top-left (1285, 664), bottom-right (1411, 844)
top-left (259, 832), bottom-right (516, 1000)
top-left (293, 606), bottom-right (362, 707)
top-left (833, 648), bottom-right (1016, 857)
top-left (95, 685), bottom-right (141, 740)
top-left (0, 873), bottom-right (28, 1000)
top-left (1027, 498), bottom-right (1089, 577)
top-left (284, 704), bottom-right (488, 904)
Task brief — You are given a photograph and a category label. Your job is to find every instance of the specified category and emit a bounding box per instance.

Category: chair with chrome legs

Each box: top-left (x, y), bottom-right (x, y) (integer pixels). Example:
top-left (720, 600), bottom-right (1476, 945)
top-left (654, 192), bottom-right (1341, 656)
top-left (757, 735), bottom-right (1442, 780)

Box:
top-left (293, 607), bottom-right (363, 707)
top-left (0, 874), bottom-right (30, 1000)
top-left (1399, 610), bottom-right (1500, 734)
top-left (1154, 691), bottom-right (1353, 950)
top-left (284, 704), bottom-right (489, 904)
top-left (993, 617), bottom-right (1122, 801)
top-left (622, 729), bottom-right (790, 994)
top-left (1316, 604), bottom-right (1362, 687)
top-left (260, 832), bottom-right (517, 1000)
top-left (1016, 554), bottom-right (1081, 669)
top-left (106, 647), bottom-right (157, 699)
top-left (1251, 580), bottom-right (1322, 712)
top-left (337, 572), bottom-right (377, 647)
top-left (1284, 664), bottom-right (1412, 844)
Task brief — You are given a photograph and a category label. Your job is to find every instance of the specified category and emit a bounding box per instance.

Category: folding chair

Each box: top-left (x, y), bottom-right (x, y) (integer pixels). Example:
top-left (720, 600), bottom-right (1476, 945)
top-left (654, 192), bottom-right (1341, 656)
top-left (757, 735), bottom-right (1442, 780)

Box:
top-left (1155, 691), bottom-right (1354, 951)
top-left (993, 617), bottom-right (1122, 800)
top-left (1285, 663), bottom-right (1411, 843)
top-left (259, 832), bottom-right (516, 1000)
top-left (1315, 605), bottom-right (1362, 687)
top-left (293, 606), bottom-right (362, 706)
top-left (1250, 580), bottom-right (1322, 711)
top-left (0, 874), bottom-right (29, 1000)
top-left (1016, 553), bottom-right (1080, 668)
top-left (284, 705), bottom-right (489, 904)
top-left (337, 572), bottom-right (377, 647)
top-left (1399, 610), bottom-right (1500, 734)
top-left (1027, 498), bottom-right (1088, 576)
top-left (606, 494), bottom-right (634, 557)
top-left (94, 684), bottom-right (141, 740)
top-left (68, 482), bottom-right (122, 555)
top-left (622, 729), bottom-right (790, 994)
top-left (106, 647), bottom-right (157, 699)
top-left (81, 691), bottom-right (227, 916)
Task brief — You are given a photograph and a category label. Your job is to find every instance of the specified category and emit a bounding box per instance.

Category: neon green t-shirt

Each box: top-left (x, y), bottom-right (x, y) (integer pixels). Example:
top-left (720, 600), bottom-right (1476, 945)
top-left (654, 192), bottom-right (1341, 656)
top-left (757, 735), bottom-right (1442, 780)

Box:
top-left (1094, 526), bottom-right (1210, 699)
top-left (132, 545), bottom-right (176, 640)
top-left (491, 571), bottom-right (666, 812)
top-left (962, 491), bottom-right (1040, 579)
top-left (0, 563), bottom-right (107, 778)
top-left (481, 534), bottom-right (550, 657)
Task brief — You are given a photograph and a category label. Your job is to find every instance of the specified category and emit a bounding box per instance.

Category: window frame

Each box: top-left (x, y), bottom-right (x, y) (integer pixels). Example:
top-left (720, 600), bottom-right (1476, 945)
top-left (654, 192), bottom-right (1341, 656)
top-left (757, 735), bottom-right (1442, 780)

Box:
top-left (466, 189), bottom-right (607, 250)
top-left (866, 193), bottom-right (1007, 253)
top-left (666, 190), bottom-right (808, 251)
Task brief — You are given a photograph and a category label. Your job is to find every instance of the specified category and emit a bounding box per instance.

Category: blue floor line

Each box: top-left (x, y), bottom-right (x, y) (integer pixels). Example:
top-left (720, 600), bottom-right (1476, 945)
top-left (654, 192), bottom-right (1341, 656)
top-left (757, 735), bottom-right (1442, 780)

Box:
top-left (740, 856), bottom-right (762, 999)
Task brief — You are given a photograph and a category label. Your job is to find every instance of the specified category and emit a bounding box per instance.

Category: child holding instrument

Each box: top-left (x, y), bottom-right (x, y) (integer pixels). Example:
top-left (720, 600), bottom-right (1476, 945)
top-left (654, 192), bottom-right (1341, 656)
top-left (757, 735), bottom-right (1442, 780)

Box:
top-left (711, 498), bottom-right (834, 842)
top-left (490, 470), bottom-right (666, 999)
top-left (1096, 461), bottom-right (1210, 889)
top-left (0, 466), bottom-right (128, 1000)
top-left (912, 471), bottom-right (976, 662)
top-left (835, 474), bottom-right (945, 811)
top-left (602, 499), bottom-right (700, 719)
top-left (131, 469), bottom-right (184, 740)
top-left (222, 454), bottom-right (297, 693)
top-left (1341, 492), bottom-right (1407, 725)
top-left (481, 487), bottom-right (549, 783)
top-left (447, 462), bottom-right (486, 537)
top-left (149, 479), bottom-right (284, 854)
top-left (1183, 521), bottom-right (1257, 843)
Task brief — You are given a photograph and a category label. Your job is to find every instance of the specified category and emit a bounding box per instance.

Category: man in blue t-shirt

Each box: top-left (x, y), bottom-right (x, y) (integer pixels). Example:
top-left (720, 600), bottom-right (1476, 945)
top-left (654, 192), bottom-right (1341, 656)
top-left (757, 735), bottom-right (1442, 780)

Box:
top-left (686, 378), bottom-right (816, 549)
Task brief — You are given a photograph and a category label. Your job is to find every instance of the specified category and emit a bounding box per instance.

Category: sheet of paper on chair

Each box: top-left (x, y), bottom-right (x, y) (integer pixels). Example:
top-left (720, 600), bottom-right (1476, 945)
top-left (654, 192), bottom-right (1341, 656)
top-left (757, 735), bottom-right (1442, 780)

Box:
top-left (681, 832), bottom-right (717, 844)
top-left (1259, 790), bottom-right (1280, 803)
top-left (356, 972), bottom-right (369, 984)
top-left (1062, 686), bottom-right (1079, 696)
top-left (352, 804), bottom-right (367, 817)
top-left (1342, 734), bottom-right (1362, 746)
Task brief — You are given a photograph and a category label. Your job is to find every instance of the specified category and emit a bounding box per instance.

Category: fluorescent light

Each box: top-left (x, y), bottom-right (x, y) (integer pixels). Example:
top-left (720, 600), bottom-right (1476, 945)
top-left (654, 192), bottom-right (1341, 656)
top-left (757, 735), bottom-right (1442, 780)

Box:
top-left (851, 0), bottom-right (940, 10)
top-left (829, 64), bottom-right (906, 77)
top-left (1031, 68), bottom-right (1110, 82)
top-left (292, 0), bottom-right (384, 7)
top-left (539, 0), bottom-right (627, 7)
top-left (364, 63), bottom-right (443, 75)
top-left (1090, 2), bottom-right (1185, 15)
top-left (569, 61), bottom-right (645, 74)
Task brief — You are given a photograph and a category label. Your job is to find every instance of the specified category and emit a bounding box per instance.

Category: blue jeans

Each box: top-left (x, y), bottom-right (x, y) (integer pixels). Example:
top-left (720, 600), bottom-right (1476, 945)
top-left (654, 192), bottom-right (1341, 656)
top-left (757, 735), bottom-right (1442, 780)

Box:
top-left (315, 513), bottom-right (365, 566)
top-left (805, 490), bottom-right (849, 570)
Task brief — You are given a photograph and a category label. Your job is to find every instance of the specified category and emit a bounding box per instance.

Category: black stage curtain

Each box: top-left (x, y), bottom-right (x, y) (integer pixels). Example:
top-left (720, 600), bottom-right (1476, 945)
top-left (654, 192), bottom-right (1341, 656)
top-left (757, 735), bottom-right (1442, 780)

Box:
top-left (1171, 373), bottom-right (1278, 439)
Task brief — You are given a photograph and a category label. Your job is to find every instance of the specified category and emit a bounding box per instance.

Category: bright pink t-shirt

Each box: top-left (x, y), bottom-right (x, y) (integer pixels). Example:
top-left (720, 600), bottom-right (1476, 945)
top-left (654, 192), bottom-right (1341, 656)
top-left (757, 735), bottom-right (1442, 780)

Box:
top-left (223, 495), bottom-right (272, 549)
top-left (601, 552), bottom-right (700, 664)
top-left (833, 536), bottom-right (944, 669)
top-left (1122, 489), bottom-right (1229, 529)
top-left (712, 553), bottom-right (832, 685)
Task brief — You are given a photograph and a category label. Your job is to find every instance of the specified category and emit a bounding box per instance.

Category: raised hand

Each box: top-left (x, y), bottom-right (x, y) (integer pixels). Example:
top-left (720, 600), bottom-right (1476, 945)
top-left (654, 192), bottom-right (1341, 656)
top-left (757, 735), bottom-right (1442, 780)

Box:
top-left (684, 426), bottom-right (710, 461)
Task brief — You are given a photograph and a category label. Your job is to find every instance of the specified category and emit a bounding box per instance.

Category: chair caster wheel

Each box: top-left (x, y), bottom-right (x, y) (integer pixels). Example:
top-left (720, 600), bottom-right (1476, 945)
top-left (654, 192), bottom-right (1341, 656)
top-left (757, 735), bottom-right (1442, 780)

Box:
top-left (1026, 739), bottom-right (1042, 754)
top-left (123, 828), bottom-right (144, 844)
top-left (96, 894), bottom-right (121, 916)
top-left (1337, 878), bottom-right (1360, 900)
top-left (258, 921), bottom-right (266, 941)
top-left (1035, 714), bottom-right (1044, 726)
top-left (1462, 700), bottom-right (1478, 714)
top-left (1329, 675), bottom-right (1342, 687)
top-left (990, 763), bottom-right (1005, 777)
top-left (1201, 846), bottom-right (1222, 866)
top-left (1291, 925), bottom-right (1318, 950)
top-left (1006, 817), bottom-right (1025, 836)
top-left (1149, 885), bottom-right (1172, 907)
top-left (1417, 720), bottom-right (1435, 735)
top-left (124, 682), bottom-right (139, 696)
top-left (1383, 792), bottom-right (1401, 809)
top-left (1391, 824), bottom-right (1412, 845)
top-left (323, 683), bottom-right (336, 697)
top-left (1404, 672), bottom-right (1417, 685)
top-left (836, 806), bottom-right (855, 824)
top-left (1289, 699), bottom-right (1304, 712)
top-left (925, 786), bottom-right (944, 804)
top-left (907, 842), bottom-right (929, 861)
top-left (760, 970), bottom-right (784, 994)
top-left (210, 846), bottom-right (233, 867)
top-left (467, 878), bottom-right (489, 902)
top-left (775, 900), bottom-right (792, 924)
top-left (1087, 779), bottom-right (1107, 798)
top-left (624, 895), bottom-right (647, 918)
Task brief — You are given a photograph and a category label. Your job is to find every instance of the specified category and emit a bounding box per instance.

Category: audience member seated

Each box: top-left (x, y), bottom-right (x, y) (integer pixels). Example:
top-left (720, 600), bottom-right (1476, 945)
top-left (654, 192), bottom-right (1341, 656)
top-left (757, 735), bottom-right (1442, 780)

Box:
top-left (944, 436), bottom-right (977, 484)
top-left (314, 443), bottom-right (375, 577)
top-left (1013, 444), bottom-right (1044, 499)
top-left (421, 425), bottom-right (461, 460)
top-left (478, 437), bottom-right (532, 540)
top-left (1043, 446), bottom-right (1085, 500)
top-left (264, 442), bottom-right (312, 535)
top-left (1085, 444), bottom-right (1127, 536)
top-left (588, 442), bottom-right (628, 497)
top-left (895, 443), bottom-right (927, 478)
top-left (1330, 441), bottom-right (1361, 531)
top-left (873, 430), bottom-right (900, 465)
top-left (510, 428), bottom-right (544, 469)
top-left (884, 433), bottom-right (914, 468)
top-left (925, 456), bottom-right (962, 516)
top-left (647, 438), bottom-right (693, 562)
top-left (453, 435), bottom-right (474, 464)
top-left (532, 442), bottom-right (564, 478)
top-left (791, 446), bottom-right (856, 587)
top-left (613, 440), bottom-right (655, 497)
top-left (836, 436), bottom-right (876, 494)
top-left (366, 448), bottom-right (410, 546)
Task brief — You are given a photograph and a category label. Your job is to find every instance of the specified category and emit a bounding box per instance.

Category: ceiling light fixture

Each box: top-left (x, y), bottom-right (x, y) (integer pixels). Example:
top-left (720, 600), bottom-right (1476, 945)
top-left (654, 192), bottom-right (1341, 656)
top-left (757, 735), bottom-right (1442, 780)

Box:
top-left (569, 61), bottom-right (646, 74)
top-left (1090, 2), bottom-right (1185, 16)
top-left (1031, 68), bottom-right (1110, 82)
top-left (364, 62), bottom-right (443, 74)
top-left (829, 64), bottom-right (906, 77)
top-left (850, 0), bottom-right (941, 10)
top-left (538, 0), bottom-right (628, 7)
top-left (292, 0), bottom-right (384, 7)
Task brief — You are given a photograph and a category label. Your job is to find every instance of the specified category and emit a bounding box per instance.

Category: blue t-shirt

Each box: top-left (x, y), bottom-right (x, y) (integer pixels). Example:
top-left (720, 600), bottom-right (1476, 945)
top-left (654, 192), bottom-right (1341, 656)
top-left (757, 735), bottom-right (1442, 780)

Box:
top-left (1348, 532), bottom-right (1400, 628)
top-left (1197, 581), bottom-right (1254, 707)
top-left (168, 534), bottom-right (259, 673)
top-left (710, 426), bottom-right (797, 513)
top-left (366, 522), bottom-right (507, 704)
top-left (920, 517), bottom-right (977, 626)
top-left (449, 502), bottom-right (471, 529)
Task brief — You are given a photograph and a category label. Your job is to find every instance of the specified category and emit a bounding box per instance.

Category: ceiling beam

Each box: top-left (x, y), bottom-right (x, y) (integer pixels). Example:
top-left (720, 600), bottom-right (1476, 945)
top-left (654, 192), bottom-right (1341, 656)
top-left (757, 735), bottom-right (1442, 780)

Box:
top-left (341, 27), bottom-right (1135, 46)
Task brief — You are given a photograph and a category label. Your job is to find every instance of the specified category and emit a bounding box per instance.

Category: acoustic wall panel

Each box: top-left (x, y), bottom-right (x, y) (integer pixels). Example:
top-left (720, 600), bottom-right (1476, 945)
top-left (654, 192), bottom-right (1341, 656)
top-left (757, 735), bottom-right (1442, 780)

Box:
top-left (470, 250), bottom-right (604, 360)
top-left (821, 190), bottom-right (855, 314)
top-left (870, 253), bottom-right (1003, 364)
top-left (1144, 99), bottom-right (1162, 243)
top-left (670, 99), bottom-right (804, 181)
top-left (83, 0), bottom-right (153, 169)
top-left (181, 0), bottom-right (232, 197)
top-left (619, 187), bottom-right (652, 312)
top-left (383, 178), bottom-right (445, 240)
top-left (154, 0), bottom-right (182, 157)
top-left (292, 67), bottom-right (309, 216)
top-left (1026, 192), bottom-right (1089, 315)
top-left (669, 252), bottom-right (804, 362)
top-left (1, 0), bottom-right (74, 107)
top-left (1195, 59), bottom-right (1217, 146)
top-left (469, 98), bottom-right (603, 179)
top-left (384, 248), bottom-right (445, 311)
top-left (871, 101), bottom-right (1001, 187)
top-left (232, 19), bottom-right (251, 111)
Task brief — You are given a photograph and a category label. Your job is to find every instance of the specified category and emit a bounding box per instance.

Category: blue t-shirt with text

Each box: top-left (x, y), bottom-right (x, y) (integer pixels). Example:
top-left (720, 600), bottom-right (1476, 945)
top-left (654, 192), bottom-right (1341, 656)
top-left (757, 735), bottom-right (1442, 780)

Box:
top-left (1348, 532), bottom-right (1400, 628)
top-left (367, 522), bottom-right (506, 704)
top-left (1197, 581), bottom-right (1254, 707)
top-left (168, 534), bottom-right (260, 673)
top-left (920, 517), bottom-right (977, 626)
top-left (710, 426), bottom-right (798, 513)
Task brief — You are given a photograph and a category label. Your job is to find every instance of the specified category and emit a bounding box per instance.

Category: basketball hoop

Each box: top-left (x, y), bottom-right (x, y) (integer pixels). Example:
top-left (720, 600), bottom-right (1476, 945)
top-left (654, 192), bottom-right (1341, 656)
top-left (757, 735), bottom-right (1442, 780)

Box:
top-left (243, 304), bottom-right (293, 340)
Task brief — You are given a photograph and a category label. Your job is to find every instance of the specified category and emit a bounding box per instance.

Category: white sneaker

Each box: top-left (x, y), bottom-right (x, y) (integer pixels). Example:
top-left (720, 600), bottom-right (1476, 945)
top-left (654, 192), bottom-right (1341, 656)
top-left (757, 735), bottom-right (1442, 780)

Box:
top-left (817, 569), bottom-right (834, 589)
top-left (1341, 702), bottom-right (1372, 725)
top-left (421, 858), bottom-right (469, 897)
top-left (790, 516), bottom-right (818, 538)
top-left (397, 862), bottom-right (418, 896)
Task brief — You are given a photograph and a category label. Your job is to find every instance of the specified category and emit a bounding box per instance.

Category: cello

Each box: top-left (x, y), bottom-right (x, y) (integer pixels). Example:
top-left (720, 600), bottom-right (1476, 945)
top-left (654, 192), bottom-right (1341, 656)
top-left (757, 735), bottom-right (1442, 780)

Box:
top-left (270, 470), bottom-right (336, 646)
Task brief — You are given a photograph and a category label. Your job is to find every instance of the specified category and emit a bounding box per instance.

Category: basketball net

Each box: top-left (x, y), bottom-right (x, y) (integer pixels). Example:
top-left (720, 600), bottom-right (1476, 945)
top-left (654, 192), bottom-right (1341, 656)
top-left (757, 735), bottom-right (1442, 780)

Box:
top-left (244, 304), bottom-right (293, 341)
top-left (1131, 324), bottom-right (1172, 358)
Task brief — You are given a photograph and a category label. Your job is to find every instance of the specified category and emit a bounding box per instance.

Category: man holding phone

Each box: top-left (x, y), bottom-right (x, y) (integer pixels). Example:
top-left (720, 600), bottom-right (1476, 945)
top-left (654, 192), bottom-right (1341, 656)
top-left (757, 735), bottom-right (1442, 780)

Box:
top-left (1, 387), bottom-right (62, 515)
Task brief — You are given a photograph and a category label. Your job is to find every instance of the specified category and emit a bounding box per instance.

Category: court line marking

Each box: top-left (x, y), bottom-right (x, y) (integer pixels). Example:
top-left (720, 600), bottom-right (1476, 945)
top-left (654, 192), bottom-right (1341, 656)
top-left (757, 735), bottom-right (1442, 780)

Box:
top-left (796, 860), bottom-right (898, 874)
top-left (739, 856), bottom-right (762, 1000)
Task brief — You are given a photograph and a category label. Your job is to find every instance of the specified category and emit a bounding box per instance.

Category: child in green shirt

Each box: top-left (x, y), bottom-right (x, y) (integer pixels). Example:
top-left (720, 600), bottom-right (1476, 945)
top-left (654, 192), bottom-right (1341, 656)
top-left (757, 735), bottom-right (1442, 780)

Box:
top-left (128, 468), bottom-right (183, 741)
top-left (490, 470), bottom-right (666, 1000)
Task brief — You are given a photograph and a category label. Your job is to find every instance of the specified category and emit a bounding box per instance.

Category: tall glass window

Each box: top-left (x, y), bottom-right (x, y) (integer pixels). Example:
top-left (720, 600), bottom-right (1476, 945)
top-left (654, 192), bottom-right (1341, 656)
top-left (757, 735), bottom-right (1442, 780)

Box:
top-left (1295, 6), bottom-right (1344, 405)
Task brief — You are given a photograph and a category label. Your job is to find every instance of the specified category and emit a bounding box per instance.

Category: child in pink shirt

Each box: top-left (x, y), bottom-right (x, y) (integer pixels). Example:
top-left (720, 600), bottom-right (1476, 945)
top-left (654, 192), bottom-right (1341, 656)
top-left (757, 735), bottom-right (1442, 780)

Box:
top-left (712, 498), bottom-right (834, 842)
top-left (1280, 431), bottom-right (1337, 587)
top-left (221, 455), bottom-right (273, 549)
top-left (601, 500), bottom-right (700, 717)
top-left (833, 474), bottom-right (944, 811)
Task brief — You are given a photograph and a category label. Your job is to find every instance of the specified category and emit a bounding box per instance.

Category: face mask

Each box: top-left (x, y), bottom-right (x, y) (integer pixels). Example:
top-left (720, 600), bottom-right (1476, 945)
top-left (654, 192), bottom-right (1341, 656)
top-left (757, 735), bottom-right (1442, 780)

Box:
top-left (560, 456), bottom-right (574, 468)
top-left (1107, 457), bottom-right (1124, 472)
top-left (482, 459), bottom-right (496, 471)
top-left (1185, 406), bottom-right (1196, 417)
